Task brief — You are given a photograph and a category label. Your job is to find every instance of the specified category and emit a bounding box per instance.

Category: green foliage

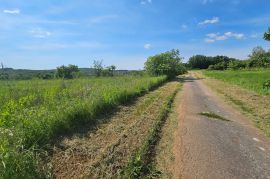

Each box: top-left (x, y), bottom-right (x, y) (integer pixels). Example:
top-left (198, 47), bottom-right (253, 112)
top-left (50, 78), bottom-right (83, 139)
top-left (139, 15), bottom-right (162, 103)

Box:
top-left (101, 65), bottom-right (116, 77)
top-left (93, 61), bottom-right (117, 77)
top-left (0, 73), bottom-right (9, 80)
top-left (246, 46), bottom-right (270, 68)
top-left (195, 46), bottom-right (270, 71)
top-left (56, 64), bottom-right (80, 79)
top-left (37, 73), bottom-right (54, 80)
top-left (144, 49), bottom-right (186, 78)
top-left (0, 76), bottom-right (167, 178)
top-left (228, 60), bottom-right (247, 70)
top-left (93, 60), bottom-right (103, 77)
top-left (189, 55), bottom-right (236, 69)
top-left (203, 69), bottom-right (270, 95)
top-left (208, 61), bottom-right (228, 70)
top-left (264, 27), bottom-right (270, 41)
top-left (263, 79), bottom-right (270, 89)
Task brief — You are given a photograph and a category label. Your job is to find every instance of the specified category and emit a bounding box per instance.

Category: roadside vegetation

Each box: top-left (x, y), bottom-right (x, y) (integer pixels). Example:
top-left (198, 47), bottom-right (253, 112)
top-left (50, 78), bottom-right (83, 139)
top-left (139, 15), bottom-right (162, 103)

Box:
top-left (203, 69), bottom-right (270, 95)
top-left (0, 76), bottom-right (167, 178)
top-left (0, 49), bottom-right (186, 178)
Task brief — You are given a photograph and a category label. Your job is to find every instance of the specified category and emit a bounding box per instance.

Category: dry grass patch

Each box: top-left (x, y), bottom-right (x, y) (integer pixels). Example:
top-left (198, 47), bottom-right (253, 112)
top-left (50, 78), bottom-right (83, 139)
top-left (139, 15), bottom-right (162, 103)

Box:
top-left (49, 81), bottom-right (180, 178)
top-left (153, 88), bottom-right (183, 178)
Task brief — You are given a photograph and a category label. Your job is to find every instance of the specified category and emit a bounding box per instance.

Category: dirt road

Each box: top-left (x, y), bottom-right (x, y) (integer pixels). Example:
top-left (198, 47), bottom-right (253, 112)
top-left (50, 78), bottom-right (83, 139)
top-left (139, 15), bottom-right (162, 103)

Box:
top-left (173, 75), bottom-right (270, 179)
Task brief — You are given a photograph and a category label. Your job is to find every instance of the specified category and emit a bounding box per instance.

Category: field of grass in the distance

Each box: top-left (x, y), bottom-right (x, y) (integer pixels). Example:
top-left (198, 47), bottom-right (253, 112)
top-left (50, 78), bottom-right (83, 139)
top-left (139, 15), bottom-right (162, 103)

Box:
top-left (203, 69), bottom-right (270, 95)
top-left (0, 76), bottom-right (166, 179)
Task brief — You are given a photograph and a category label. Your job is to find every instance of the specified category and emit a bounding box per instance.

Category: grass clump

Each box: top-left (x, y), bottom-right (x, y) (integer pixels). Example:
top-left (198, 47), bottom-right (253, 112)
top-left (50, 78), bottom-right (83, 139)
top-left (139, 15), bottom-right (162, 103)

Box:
top-left (199, 112), bottom-right (230, 122)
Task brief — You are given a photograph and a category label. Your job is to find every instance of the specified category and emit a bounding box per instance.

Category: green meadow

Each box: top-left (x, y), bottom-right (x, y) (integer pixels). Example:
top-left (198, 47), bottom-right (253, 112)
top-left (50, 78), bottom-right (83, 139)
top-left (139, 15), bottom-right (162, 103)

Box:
top-left (203, 69), bottom-right (270, 95)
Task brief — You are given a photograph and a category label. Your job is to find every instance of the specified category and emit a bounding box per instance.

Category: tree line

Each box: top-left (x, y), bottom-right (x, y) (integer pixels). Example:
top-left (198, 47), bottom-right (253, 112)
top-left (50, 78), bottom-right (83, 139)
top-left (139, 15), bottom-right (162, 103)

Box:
top-left (187, 27), bottom-right (270, 70)
top-left (187, 46), bottom-right (270, 70)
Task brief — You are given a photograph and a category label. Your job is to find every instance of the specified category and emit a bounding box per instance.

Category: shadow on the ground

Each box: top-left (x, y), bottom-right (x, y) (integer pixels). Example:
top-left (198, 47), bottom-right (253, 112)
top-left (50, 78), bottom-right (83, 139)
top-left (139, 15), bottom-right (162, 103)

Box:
top-left (177, 75), bottom-right (204, 83)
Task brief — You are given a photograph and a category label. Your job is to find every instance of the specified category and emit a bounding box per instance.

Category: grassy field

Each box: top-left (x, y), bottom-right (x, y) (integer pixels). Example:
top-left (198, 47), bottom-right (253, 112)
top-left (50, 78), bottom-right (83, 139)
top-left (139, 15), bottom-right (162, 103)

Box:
top-left (203, 69), bottom-right (270, 95)
top-left (0, 76), bottom-right (167, 178)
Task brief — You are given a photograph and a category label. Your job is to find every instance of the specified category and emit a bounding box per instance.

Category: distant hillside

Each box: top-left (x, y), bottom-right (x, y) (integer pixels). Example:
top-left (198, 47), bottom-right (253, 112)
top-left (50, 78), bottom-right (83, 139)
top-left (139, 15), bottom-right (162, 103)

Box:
top-left (0, 68), bottom-right (139, 80)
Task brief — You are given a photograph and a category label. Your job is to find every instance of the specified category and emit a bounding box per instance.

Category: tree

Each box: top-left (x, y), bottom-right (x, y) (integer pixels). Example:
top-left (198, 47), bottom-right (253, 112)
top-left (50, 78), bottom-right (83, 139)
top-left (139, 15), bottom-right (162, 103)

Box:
top-left (144, 49), bottom-right (186, 78)
top-left (264, 27), bottom-right (270, 41)
top-left (249, 46), bottom-right (266, 58)
top-left (188, 55), bottom-right (211, 69)
top-left (188, 55), bottom-right (235, 69)
top-left (56, 64), bottom-right (79, 79)
top-left (93, 60), bottom-right (103, 77)
top-left (107, 65), bottom-right (116, 76)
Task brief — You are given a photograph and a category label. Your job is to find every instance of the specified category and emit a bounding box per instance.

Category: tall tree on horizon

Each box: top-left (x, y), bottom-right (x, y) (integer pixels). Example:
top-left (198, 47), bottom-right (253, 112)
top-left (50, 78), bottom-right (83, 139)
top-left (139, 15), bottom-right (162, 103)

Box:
top-left (264, 27), bottom-right (270, 41)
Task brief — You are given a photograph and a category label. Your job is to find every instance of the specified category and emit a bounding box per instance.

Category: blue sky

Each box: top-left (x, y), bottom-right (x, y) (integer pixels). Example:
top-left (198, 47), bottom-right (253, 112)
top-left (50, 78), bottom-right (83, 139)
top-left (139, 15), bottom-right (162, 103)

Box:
top-left (0, 0), bottom-right (270, 70)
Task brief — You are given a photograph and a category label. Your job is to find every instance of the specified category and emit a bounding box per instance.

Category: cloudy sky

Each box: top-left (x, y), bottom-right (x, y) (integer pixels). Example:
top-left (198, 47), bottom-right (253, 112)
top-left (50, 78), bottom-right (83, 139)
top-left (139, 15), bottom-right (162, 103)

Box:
top-left (0, 0), bottom-right (270, 69)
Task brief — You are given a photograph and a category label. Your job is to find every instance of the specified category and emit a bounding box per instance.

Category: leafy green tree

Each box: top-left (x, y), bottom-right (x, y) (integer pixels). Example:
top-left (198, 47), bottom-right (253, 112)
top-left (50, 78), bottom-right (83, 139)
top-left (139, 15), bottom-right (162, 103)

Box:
top-left (101, 65), bottom-right (116, 76)
top-left (93, 60), bottom-right (103, 77)
top-left (188, 55), bottom-right (235, 69)
top-left (56, 64), bottom-right (79, 79)
top-left (247, 46), bottom-right (270, 68)
top-left (264, 27), bottom-right (270, 41)
top-left (228, 60), bottom-right (247, 70)
top-left (188, 55), bottom-right (212, 69)
top-left (144, 49), bottom-right (186, 78)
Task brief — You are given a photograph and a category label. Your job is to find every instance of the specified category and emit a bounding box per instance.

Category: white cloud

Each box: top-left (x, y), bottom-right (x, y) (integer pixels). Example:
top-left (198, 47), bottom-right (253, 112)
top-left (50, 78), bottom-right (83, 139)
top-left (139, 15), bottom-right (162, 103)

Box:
top-left (141, 0), bottom-right (152, 5)
top-left (90, 15), bottom-right (118, 24)
top-left (181, 24), bottom-right (188, 30)
top-left (199, 17), bottom-right (219, 25)
top-left (224, 32), bottom-right (245, 39)
top-left (205, 32), bottom-right (245, 43)
top-left (202, 0), bottom-right (214, 4)
top-left (29, 28), bottom-right (52, 38)
top-left (3, 9), bottom-right (20, 14)
top-left (144, 43), bottom-right (151, 49)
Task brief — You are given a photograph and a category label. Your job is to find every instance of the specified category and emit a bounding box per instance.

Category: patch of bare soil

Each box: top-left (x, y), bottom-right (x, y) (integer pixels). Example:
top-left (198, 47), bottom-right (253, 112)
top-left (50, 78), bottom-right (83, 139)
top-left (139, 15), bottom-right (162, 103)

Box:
top-left (50, 81), bottom-right (180, 179)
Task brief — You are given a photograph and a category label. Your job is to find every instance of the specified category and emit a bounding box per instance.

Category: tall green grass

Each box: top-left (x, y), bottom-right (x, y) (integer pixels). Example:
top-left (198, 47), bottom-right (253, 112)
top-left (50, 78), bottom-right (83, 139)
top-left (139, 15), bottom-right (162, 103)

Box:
top-left (0, 76), bottom-right (167, 179)
top-left (203, 69), bottom-right (270, 95)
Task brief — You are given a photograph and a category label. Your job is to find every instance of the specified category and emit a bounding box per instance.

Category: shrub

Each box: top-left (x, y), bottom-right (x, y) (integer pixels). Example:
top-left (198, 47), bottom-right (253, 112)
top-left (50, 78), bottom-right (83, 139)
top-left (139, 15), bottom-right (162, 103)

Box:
top-left (144, 49), bottom-right (186, 78)
top-left (263, 79), bottom-right (270, 89)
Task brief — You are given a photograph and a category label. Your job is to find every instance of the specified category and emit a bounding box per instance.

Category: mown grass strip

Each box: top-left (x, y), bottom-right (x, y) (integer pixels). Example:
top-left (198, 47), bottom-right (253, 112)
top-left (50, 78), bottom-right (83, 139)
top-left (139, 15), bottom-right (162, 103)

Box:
top-left (123, 83), bottom-right (180, 178)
